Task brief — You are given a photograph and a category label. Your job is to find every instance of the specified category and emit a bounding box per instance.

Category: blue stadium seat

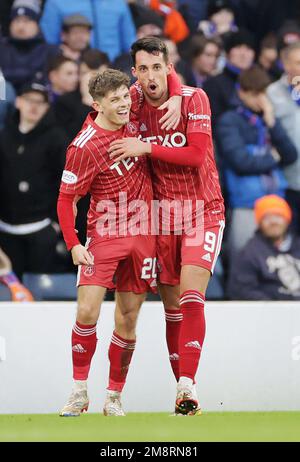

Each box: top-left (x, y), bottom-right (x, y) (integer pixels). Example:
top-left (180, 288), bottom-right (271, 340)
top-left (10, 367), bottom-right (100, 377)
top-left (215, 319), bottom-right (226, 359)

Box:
top-left (0, 283), bottom-right (11, 301)
top-left (23, 273), bottom-right (77, 301)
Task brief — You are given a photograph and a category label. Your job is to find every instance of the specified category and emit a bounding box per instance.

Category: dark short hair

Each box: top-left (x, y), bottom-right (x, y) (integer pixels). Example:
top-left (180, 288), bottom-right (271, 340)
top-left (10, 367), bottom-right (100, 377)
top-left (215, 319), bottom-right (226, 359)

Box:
top-left (190, 35), bottom-right (221, 60)
top-left (88, 68), bottom-right (130, 100)
top-left (238, 65), bottom-right (271, 93)
top-left (47, 54), bottom-right (77, 74)
top-left (130, 36), bottom-right (169, 66)
top-left (81, 49), bottom-right (110, 70)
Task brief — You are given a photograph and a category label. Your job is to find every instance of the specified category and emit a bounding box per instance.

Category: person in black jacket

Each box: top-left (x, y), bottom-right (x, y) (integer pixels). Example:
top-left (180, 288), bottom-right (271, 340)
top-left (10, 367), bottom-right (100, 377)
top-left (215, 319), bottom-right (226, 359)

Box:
top-left (228, 195), bottom-right (300, 300)
top-left (0, 0), bottom-right (59, 93)
top-left (0, 82), bottom-right (68, 279)
top-left (203, 29), bottom-right (255, 127)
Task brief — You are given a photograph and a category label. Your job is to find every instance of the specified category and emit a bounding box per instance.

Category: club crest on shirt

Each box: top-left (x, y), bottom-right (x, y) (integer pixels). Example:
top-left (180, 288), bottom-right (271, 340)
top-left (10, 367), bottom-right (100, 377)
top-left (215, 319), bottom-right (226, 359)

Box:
top-left (126, 122), bottom-right (139, 136)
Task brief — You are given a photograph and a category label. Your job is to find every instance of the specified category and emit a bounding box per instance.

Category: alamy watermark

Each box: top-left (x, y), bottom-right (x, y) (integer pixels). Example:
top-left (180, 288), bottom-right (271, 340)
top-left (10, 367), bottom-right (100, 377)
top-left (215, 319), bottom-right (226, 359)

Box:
top-left (94, 193), bottom-right (206, 246)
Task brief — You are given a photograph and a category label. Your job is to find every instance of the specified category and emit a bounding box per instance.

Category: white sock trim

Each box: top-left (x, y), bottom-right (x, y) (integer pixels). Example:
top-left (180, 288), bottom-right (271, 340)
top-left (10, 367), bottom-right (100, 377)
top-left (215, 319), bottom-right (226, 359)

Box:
top-left (178, 376), bottom-right (193, 388)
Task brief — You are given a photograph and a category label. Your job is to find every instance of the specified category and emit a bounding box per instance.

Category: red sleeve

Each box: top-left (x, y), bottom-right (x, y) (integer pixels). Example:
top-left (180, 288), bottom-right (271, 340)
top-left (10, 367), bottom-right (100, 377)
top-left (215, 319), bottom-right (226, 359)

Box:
top-left (167, 68), bottom-right (182, 96)
top-left (186, 89), bottom-right (212, 136)
top-left (57, 191), bottom-right (81, 251)
top-left (151, 132), bottom-right (209, 167)
top-left (60, 144), bottom-right (97, 196)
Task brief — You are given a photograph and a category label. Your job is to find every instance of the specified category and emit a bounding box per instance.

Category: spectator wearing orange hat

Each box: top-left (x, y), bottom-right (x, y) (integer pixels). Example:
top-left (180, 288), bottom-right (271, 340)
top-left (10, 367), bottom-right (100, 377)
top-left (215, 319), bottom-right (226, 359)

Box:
top-left (227, 195), bottom-right (300, 300)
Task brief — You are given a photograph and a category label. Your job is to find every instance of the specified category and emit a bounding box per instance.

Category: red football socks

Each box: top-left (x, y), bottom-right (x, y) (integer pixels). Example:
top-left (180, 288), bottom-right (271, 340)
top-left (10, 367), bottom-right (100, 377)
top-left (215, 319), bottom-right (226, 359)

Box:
top-left (165, 308), bottom-right (183, 381)
top-left (107, 331), bottom-right (136, 393)
top-left (178, 290), bottom-right (206, 381)
top-left (72, 321), bottom-right (97, 380)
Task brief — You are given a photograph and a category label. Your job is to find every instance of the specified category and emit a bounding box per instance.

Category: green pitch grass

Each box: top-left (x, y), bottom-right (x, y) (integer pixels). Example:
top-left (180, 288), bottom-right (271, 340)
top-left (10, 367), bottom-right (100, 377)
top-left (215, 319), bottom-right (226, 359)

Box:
top-left (0, 412), bottom-right (300, 442)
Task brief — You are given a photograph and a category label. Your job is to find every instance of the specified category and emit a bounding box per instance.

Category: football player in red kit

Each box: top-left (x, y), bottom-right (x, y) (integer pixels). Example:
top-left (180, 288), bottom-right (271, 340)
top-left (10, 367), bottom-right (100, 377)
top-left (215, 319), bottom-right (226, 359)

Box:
top-left (109, 37), bottom-right (225, 415)
top-left (57, 69), bottom-right (158, 417)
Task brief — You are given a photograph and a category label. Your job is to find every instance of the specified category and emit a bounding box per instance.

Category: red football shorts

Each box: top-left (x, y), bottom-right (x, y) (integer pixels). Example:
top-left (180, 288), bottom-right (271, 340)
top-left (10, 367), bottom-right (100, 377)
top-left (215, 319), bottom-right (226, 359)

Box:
top-left (157, 219), bottom-right (225, 285)
top-left (77, 234), bottom-right (157, 293)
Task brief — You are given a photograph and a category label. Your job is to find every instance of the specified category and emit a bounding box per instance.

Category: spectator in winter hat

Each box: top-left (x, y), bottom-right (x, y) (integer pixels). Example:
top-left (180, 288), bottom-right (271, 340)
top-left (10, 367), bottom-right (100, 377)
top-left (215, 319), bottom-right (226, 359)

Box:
top-left (40, 0), bottom-right (136, 62)
top-left (228, 195), bottom-right (300, 300)
top-left (0, 81), bottom-right (68, 279)
top-left (199, 0), bottom-right (237, 39)
top-left (0, 0), bottom-right (59, 92)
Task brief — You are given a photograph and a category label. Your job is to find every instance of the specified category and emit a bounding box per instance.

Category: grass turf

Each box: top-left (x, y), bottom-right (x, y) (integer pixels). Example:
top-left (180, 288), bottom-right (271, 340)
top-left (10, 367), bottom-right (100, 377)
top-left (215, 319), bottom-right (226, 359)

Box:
top-left (0, 412), bottom-right (300, 442)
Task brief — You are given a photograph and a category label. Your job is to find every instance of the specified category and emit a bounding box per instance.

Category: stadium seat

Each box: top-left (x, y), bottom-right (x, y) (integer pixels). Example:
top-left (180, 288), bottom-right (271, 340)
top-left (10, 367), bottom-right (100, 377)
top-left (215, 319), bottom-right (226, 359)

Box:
top-left (0, 283), bottom-right (11, 301)
top-left (23, 273), bottom-right (77, 301)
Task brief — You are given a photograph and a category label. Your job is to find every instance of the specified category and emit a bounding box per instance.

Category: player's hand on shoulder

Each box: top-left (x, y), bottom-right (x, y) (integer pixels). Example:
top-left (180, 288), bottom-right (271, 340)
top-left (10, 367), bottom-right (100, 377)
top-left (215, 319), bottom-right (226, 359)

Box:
top-left (158, 95), bottom-right (182, 131)
top-left (108, 137), bottom-right (151, 163)
top-left (71, 245), bottom-right (94, 266)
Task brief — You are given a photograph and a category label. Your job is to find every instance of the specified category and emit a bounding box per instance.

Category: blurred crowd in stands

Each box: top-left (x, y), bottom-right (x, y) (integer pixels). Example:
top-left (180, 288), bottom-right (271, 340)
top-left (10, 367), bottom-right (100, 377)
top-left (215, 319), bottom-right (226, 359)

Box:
top-left (0, 0), bottom-right (300, 301)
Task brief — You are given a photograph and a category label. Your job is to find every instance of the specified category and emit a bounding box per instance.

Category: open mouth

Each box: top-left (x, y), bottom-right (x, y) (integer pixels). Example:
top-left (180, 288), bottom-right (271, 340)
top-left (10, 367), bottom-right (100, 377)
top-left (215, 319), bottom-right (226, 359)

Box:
top-left (148, 83), bottom-right (157, 93)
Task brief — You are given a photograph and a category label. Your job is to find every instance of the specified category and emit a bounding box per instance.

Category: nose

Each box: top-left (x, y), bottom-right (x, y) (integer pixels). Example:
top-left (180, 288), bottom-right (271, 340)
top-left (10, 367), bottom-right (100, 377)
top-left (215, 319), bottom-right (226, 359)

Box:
top-left (148, 70), bottom-right (154, 81)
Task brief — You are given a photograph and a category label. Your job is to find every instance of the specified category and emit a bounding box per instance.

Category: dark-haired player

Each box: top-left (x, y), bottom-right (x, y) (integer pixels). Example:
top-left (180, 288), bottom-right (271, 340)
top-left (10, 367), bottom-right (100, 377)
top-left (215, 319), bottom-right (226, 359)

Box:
top-left (109, 37), bottom-right (225, 415)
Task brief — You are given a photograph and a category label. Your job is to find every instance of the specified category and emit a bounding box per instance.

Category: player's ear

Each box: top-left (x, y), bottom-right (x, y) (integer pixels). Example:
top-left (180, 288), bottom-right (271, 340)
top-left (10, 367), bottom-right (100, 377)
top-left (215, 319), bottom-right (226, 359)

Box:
top-left (167, 62), bottom-right (174, 75)
top-left (92, 100), bottom-right (102, 113)
top-left (131, 67), bottom-right (137, 79)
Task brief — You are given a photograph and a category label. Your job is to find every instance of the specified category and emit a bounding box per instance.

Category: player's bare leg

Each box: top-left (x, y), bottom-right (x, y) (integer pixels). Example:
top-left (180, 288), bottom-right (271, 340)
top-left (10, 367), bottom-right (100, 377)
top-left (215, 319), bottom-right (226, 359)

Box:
top-left (103, 291), bottom-right (146, 416)
top-left (158, 283), bottom-right (182, 382)
top-left (174, 265), bottom-right (210, 415)
top-left (60, 285), bottom-right (106, 417)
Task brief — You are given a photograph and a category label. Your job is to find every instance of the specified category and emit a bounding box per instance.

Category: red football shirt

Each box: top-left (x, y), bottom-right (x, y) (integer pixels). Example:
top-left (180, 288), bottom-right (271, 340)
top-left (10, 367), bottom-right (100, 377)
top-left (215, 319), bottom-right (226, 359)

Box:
top-left (59, 112), bottom-right (153, 239)
top-left (130, 84), bottom-right (225, 228)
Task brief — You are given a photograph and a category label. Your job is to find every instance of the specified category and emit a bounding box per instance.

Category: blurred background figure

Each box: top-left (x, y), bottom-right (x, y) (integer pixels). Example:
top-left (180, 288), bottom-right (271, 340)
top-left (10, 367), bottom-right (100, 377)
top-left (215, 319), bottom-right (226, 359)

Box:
top-left (54, 49), bottom-right (109, 141)
top-left (147, 0), bottom-right (189, 44)
top-left (203, 29), bottom-right (255, 126)
top-left (257, 34), bottom-right (281, 82)
top-left (228, 195), bottom-right (300, 300)
top-left (0, 82), bottom-right (68, 280)
top-left (113, 1), bottom-right (164, 78)
top-left (60, 14), bottom-right (93, 62)
top-left (216, 66), bottom-right (297, 260)
top-left (0, 0), bottom-right (59, 93)
top-left (0, 246), bottom-right (34, 301)
top-left (47, 55), bottom-right (78, 102)
top-left (40, 0), bottom-right (136, 62)
top-left (188, 35), bottom-right (221, 88)
top-left (177, 0), bottom-right (209, 34)
top-left (199, 0), bottom-right (237, 38)
top-left (267, 42), bottom-right (300, 234)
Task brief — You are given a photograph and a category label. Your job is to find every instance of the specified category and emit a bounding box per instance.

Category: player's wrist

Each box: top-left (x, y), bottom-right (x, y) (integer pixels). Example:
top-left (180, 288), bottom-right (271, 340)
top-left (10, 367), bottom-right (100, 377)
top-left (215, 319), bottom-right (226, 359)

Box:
top-left (144, 143), bottom-right (152, 156)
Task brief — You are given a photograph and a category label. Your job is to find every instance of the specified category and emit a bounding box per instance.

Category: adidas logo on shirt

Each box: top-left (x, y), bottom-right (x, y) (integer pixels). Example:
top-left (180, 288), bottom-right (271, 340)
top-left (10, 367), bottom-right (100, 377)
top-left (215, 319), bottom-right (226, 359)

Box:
top-left (72, 344), bottom-right (87, 353)
top-left (202, 253), bottom-right (212, 262)
top-left (169, 353), bottom-right (179, 361)
top-left (185, 341), bottom-right (201, 350)
top-left (140, 123), bottom-right (147, 131)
